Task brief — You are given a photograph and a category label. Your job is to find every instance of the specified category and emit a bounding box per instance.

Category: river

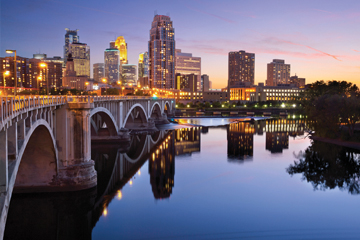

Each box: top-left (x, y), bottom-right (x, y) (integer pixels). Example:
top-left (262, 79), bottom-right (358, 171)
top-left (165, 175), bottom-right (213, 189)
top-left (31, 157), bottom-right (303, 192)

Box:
top-left (4, 118), bottom-right (360, 240)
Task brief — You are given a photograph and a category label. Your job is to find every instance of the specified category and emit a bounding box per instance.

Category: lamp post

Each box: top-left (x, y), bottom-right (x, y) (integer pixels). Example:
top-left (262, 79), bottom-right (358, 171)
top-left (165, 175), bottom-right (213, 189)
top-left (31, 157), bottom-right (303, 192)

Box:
top-left (39, 62), bottom-right (49, 95)
top-left (5, 50), bottom-right (17, 96)
top-left (2, 71), bottom-right (10, 95)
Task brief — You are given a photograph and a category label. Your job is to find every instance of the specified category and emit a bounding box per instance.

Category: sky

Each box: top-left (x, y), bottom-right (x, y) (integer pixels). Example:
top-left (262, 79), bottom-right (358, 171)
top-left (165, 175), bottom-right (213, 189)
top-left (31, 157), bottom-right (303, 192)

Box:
top-left (1, 0), bottom-right (360, 89)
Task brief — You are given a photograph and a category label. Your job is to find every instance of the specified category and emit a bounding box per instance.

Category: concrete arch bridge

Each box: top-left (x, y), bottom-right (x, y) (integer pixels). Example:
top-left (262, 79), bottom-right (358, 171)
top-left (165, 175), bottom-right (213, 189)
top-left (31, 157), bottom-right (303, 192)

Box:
top-left (0, 95), bottom-right (175, 239)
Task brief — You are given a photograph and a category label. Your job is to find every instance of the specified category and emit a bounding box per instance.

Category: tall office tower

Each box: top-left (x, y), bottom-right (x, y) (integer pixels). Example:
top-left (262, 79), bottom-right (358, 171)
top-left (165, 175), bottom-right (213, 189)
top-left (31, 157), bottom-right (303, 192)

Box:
top-left (266, 59), bottom-right (290, 86)
top-left (175, 49), bottom-right (201, 91)
top-left (93, 63), bottom-right (105, 82)
top-left (228, 50), bottom-right (255, 89)
top-left (104, 44), bottom-right (120, 83)
top-left (115, 36), bottom-right (128, 64)
top-left (64, 28), bottom-right (79, 65)
top-left (148, 14), bottom-right (175, 89)
top-left (138, 52), bottom-right (149, 78)
top-left (69, 42), bottom-right (90, 77)
top-left (201, 74), bottom-right (210, 92)
top-left (122, 64), bottom-right (137, 86)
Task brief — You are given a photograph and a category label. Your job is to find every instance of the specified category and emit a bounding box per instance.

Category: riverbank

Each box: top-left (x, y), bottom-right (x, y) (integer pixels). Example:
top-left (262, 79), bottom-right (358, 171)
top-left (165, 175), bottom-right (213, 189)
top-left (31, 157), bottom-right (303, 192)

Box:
top-left (310, 135), bottom-right (360, 151)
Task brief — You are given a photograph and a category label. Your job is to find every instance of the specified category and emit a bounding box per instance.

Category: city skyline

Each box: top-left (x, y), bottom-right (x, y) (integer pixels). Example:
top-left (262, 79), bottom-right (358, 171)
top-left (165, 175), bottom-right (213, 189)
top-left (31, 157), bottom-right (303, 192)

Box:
top-left (2, 0), bottom-right (360, 88)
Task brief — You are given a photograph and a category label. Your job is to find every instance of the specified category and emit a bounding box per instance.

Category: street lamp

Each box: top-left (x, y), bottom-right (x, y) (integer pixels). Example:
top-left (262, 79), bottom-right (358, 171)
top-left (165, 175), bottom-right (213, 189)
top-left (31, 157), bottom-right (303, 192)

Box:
top-left (6, 49), bottom-right (17, 96)
top-left (39, 62), bottom-right (49, 95)
top-left (102, 78), bottom-right (107, 83)
top-left (2, 71), bottom-right (10, 95)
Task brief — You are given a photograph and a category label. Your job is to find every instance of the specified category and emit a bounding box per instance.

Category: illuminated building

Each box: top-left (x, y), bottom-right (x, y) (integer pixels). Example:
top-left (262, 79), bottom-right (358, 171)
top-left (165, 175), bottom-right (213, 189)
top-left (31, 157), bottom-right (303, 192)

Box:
top-left (227, 122), bottom-right (254, 160)
top-left (31, 54), bottom-right (63, 90)
top-left (64, 28), bottom-right (79, 66)
top-left (122, 64), bottom-right (137, 86)
top-left (138, 52), bottom-right (149, 87)
top-left (229, 87), bottom-right (257, 101)
top-left (148, 14), bottom-right (175, 89)
top-left (93, 63), bottom-right (105, 82)
top-left (149, 132), bottom-right (175, 199)
top-left (175, 73), bottom-right (197, 92)
top-left (69, 42), bottom-right (90, 77)
top-left (62, 54), bottom-right (88, 90)
top-left (266, 59), bottom-right (290, 86)
top-left (202, 91), bottom-right (228, 101)
top-left (289, 75), bottom-right (306, 88)
top-left (104, 44), bottom-right (120, 83)
top-left (228, 50), bottom-right (255, 91)
top-left (115, 36), bottom-right (128, 64)
top-left (201, 74), bottom-right (210, 92)
top-left (175, 128), bottom-right (200, 155)
top-left (255, 83), bottom-right (304, 101)
top-left (175, 49), bottom-right (201, 91)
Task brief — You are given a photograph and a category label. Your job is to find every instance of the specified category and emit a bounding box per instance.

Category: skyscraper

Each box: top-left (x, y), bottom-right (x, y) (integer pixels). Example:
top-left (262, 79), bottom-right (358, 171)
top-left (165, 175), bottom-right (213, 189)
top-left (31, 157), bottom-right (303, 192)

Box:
top-left (201, 74), bottom-right (210, 92)
top-left (64, 28), bottom-right (79, 65)
top-left (104, 44), bottom-right (120, 83)
top-left (115, 36), bottom-right (128, 64)
top-left (69, 42), bottom-right (90, 77)
top-left (122, 64), bottom-right (137, 86)
top-left (138, 52), bottom-right (149, 87)
top-left (175, 49), bottom-right (201, 91)
top-left (266, 59), bottom-right (290, 86)
top-left (148, 14), bottom-right (175, 89)
top-left (228, 50), bottom-right (255, 89)
top-left (93, 63), bottom-right (105, 82)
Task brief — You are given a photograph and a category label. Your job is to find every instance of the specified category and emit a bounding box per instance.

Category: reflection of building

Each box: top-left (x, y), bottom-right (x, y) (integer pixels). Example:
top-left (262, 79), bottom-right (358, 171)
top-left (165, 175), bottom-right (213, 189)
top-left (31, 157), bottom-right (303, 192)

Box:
top-left (149, 132), bottom-right (175, 199)
top-left (175, 127), bottom-right (201, 155)
top-left (265, 119), bottom-right (305, 153)
top-left (93, 63), bottom-right (105, 82)
top-left (228, 50), bottom-right (255, 89)
top-left (122, 64), bottom-right (137, 86)
top-left (227, 122), bottom-right (254, 160)
top-left (104, 45), bottom-right (120, 83)
top-left (175, 49), bottom-right (201, 91)
top-left (266, 59), bottom-right (290, 86)
top-left (149, 15), bottom-right (175, 89)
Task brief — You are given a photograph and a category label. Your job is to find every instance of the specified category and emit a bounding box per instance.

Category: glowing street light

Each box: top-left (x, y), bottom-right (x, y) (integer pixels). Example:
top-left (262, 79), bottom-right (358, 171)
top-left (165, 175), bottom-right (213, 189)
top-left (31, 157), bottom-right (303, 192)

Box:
top-left (6, 49), bottom-right (17, 96)
top-left (102, 78), bottom-right (107, 83)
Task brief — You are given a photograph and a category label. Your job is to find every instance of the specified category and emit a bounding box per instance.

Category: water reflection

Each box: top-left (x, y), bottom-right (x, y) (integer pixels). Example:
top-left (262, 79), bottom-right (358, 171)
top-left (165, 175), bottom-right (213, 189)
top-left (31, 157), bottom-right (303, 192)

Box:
top-left (287, 140), bottom-right (360, 194)
top-left (4, 119), bottom-right (310, 239)
top-left (149, 132), bottom-right (175, 199)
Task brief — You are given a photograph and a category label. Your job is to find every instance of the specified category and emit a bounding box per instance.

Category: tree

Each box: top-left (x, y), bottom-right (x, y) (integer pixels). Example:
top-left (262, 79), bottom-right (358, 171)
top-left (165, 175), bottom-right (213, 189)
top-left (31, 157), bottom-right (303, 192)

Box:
top-left (105, 88), bottom-right (119, 95)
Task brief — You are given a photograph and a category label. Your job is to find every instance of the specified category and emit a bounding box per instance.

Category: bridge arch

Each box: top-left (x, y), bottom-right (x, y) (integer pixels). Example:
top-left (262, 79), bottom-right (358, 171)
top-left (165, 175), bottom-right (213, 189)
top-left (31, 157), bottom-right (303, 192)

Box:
top-left (123, 103), bottom-right (148, 129)
top-left (149, 102), bottom-right (162, 119)
top-left (12, 119), bottom-right (58, 192)
top-left (163, 101), bottom-right (171, 115)
top-left (90, 107), bottom-right (119, 136)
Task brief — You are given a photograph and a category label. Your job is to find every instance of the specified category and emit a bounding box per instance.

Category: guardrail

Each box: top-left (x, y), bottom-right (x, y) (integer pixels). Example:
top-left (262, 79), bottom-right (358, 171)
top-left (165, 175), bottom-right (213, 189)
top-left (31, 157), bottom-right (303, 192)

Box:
top-left (0, 95), bottom-right (173, 128)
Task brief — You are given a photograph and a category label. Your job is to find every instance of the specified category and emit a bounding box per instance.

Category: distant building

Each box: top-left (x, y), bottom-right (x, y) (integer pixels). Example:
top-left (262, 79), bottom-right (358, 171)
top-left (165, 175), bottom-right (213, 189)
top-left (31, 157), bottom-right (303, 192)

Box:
top-left (62, 53), bottom-right (88, 90)
top-left (138, 52), bottom-right (149, 87)
top-left (32, 54), bottom-right (63, 90)
top-left (201, 74), bottom-right (210, 92)
top-left (104, 45), bottom-right (120, 83)
top-left (64, 28), bottom-right (79, 66)
top-left (228, 50), bottom-right (255, 90)
top-left (266, 59), bottom-right (290, 86)
top-left (93, 63), bottom-right (105, 82)
top-left (149, 14), bottom-right (175, 89)
top-left (289, 75), bottom-right (306, 88)
top-left (175, 73), bottom-right (197, 92)
top-left (69, 42), bottom-right (90, 77)
top-left (175, 49), bottom-right (201, 91)
top-left (115, 36), bottom-right (128, 64)
top-left (122, 64), bottom-right (137, 86)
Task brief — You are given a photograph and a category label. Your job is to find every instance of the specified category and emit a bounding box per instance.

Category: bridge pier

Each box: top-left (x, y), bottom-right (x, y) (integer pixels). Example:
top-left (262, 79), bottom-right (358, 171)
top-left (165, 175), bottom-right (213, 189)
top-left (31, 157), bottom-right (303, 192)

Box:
top-left (55, 101), bottom-right (97, 191)
top-left (0, 129), bottom-right (8, 193)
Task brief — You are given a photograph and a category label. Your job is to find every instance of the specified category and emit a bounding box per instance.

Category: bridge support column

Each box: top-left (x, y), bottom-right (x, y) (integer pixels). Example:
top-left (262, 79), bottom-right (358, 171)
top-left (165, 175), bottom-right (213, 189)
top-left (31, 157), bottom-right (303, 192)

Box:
top-left (56, 101), bottom-right (97, 191)
top-left (7, 122), bottom-right (17, 160)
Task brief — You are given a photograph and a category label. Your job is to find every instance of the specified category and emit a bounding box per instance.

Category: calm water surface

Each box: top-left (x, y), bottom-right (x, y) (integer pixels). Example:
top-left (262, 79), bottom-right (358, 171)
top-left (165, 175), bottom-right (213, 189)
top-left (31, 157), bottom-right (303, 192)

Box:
top-left (5, 118), bottom-right (360, 240)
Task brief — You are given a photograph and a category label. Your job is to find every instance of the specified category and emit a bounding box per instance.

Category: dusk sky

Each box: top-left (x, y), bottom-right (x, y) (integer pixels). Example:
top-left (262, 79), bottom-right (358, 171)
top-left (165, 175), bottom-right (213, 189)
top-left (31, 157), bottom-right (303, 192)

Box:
top-left (1, 0), bottom-right (360, 88)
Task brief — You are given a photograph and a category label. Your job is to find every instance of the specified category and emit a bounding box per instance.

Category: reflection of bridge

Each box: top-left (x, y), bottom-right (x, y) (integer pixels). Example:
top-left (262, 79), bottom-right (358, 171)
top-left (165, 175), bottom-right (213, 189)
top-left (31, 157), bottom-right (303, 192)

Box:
top-left (4, 130), bottom-right (172, 240)
top-left (0, 95), bottom-right (174, 239)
